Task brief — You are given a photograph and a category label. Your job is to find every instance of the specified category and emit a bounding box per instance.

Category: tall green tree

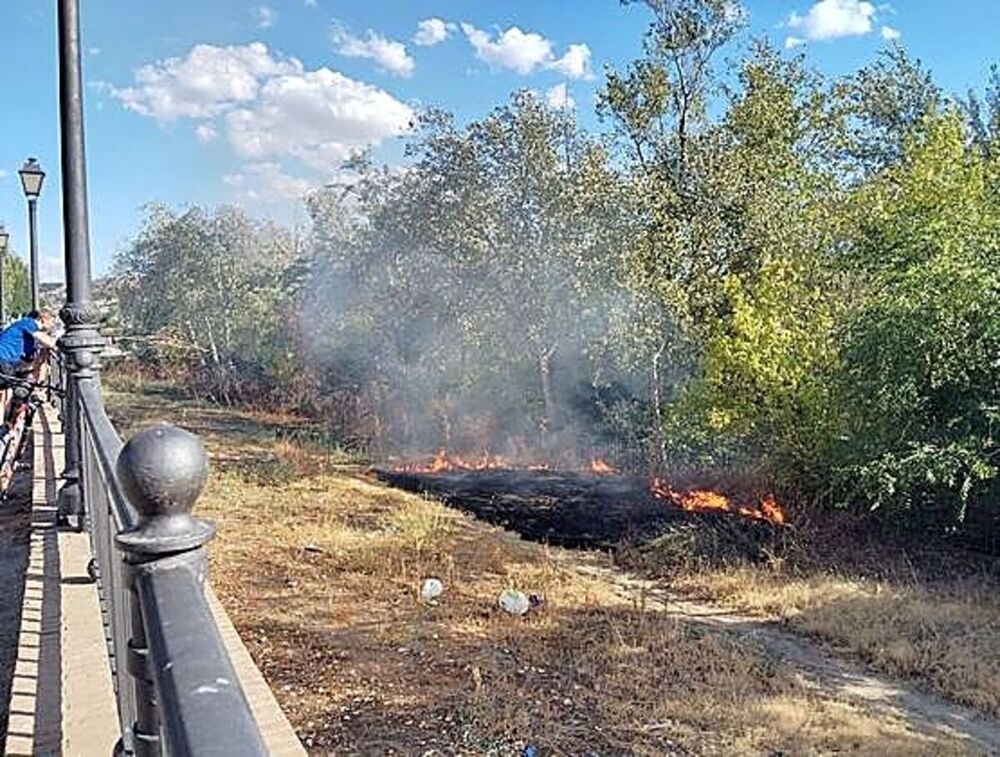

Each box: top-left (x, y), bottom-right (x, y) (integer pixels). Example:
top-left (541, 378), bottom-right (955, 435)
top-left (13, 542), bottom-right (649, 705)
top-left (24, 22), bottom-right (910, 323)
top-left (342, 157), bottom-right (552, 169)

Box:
top-left (306, 93), bottom-right (626, 453)
top-left (113, 204), bottom-right (296, 403)
top-left (659, 43), bottom-right (849, 481)
top-left (2, 252), bottom-right (31, 320)
top-left (832, 111), bottom-right (1000, 528)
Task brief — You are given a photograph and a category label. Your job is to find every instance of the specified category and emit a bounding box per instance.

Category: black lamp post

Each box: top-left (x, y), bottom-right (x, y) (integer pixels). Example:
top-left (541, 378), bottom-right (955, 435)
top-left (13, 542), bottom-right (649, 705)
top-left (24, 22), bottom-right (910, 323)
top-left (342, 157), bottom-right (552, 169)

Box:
top-left (18, 157), bottom-right (46, 312)
top-left (56, 0), bottom-right (103, 531)
top-left (0, 223), bottom-right (8, 323)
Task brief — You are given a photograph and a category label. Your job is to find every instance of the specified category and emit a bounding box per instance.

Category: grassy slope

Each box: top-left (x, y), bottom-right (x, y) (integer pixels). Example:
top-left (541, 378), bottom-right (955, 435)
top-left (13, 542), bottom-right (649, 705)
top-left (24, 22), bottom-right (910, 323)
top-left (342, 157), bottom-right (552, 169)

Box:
top-left (105, 381), bottom-right (983, 755)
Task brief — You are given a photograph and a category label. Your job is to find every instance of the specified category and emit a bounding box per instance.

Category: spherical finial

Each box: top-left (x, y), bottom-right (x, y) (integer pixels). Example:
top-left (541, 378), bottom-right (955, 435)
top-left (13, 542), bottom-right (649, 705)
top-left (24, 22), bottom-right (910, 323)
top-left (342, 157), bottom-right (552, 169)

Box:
top-left (117, 423), bottom-right (209, 518)
top-left (75, 349), bottom-right (96, 369)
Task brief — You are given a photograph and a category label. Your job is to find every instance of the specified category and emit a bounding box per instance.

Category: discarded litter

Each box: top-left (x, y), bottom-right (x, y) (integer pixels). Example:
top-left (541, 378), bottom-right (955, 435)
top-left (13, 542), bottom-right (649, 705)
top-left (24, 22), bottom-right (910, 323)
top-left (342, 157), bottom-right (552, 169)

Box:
top-left (303, 542), bottom-right (324, 554)
top-left (420, 577), bottom-right (445, 604)
top-left (498, 589), bottom-right (530, 616)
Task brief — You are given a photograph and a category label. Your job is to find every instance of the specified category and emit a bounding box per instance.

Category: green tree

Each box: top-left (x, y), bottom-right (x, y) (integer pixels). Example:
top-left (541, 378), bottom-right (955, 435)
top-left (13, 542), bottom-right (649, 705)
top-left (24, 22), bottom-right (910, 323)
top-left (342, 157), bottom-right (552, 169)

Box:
top-left (113, 204), bottom-right (296, 403)
top-left (659, 43), bottom-right (849, 482)
top-left (2, 252), bottom-right (32, 320)
top-left (832, 111), bottom-right (1000, 528)
top-left (844, 45), bottom-right (940, 174)
top-left (305, 93), bottom-right (627, 453)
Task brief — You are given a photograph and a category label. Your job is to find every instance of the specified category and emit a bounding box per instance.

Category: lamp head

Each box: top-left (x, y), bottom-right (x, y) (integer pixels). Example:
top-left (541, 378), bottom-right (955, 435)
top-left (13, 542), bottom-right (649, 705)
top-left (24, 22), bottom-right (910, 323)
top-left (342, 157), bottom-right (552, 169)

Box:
top-left (19, 158), bottom-right (45, 199)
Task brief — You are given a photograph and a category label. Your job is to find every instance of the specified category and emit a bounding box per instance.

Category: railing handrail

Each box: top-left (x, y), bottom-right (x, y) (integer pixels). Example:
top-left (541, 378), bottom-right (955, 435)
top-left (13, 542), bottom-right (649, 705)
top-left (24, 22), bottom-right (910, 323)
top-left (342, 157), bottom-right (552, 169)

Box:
top-left (78, 379), bottom-right (137, 532)
top-left (75, 370), bottom-right (267, 755)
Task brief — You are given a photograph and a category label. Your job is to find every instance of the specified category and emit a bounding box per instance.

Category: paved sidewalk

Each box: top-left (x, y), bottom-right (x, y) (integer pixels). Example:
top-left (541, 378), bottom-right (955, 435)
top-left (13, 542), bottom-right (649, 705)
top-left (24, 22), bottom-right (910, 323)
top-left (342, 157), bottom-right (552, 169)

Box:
top-left (6, 406), bottom-right (118, 756)
top-left (4, 404), bottom-right (304, 756)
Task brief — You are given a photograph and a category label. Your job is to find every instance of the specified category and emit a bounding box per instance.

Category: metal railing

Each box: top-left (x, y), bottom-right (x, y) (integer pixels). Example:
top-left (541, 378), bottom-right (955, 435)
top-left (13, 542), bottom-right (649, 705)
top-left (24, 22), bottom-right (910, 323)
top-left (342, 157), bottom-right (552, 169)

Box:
top-left (33, 0), bottom-right (269, 751)
top-left (75, 372), bottom-right (267, 755)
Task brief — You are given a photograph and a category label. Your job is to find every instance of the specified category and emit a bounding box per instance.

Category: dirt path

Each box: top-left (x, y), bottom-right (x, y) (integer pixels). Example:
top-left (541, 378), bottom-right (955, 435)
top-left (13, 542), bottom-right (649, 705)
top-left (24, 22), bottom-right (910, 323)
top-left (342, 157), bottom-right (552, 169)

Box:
top-left (568, 558), bottom-right (1000, 753)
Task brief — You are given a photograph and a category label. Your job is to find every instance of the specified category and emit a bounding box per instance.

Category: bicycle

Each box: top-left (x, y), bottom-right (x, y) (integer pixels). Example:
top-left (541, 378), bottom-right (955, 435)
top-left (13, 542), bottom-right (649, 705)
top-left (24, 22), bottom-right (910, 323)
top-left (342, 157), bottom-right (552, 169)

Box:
top-left (0, 372), bottom-right (64, 496)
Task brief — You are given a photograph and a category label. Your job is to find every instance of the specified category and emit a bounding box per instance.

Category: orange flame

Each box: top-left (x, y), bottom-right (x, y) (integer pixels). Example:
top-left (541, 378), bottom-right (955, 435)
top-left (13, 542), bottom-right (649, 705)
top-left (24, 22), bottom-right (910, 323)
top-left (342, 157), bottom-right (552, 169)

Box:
top-left (396, 456), bottom-right (788, 527)
top-left (589, 458), bottom-right (616, 475)
top-left (760, 495), bottom-right (786, 526)
top-left (650, 477), bottom-right (787, 526)
top-left (400, 450), bottom-right (515, 473)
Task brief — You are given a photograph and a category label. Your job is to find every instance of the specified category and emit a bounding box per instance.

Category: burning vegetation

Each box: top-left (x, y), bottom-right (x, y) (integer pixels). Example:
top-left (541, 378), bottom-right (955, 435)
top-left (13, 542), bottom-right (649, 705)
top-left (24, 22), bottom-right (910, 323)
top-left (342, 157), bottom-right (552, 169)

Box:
top-left (380, 450), bottom-right (787, 553)
top-left (650, 479), bottom-right (787, 526)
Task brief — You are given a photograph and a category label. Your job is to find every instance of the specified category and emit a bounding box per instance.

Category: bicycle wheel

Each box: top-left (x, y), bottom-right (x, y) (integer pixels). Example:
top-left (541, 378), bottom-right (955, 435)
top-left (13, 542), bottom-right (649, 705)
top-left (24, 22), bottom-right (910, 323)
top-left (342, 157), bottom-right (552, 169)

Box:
top-left (13, 405), bottom-right (35, 463)
top-left (0, 429), bottom-right (19, 494)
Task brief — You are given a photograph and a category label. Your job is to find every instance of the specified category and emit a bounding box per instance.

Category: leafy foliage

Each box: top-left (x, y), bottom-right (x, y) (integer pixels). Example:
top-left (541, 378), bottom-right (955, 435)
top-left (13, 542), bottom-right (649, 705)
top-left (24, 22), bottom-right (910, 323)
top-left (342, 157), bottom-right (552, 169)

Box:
top-left (832, 112), bottom-right (1000, 529)
top-left (113, 204), bottom-right (297, 404)
top-left (3, 253), bottom-right (31, 320)
top-left (109, 1), bottom-right (1000, 541)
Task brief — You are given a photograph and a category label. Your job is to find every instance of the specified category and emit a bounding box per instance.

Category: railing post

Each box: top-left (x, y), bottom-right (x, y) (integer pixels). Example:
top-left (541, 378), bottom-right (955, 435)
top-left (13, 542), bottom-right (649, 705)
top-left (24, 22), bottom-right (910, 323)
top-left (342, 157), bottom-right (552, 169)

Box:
top-left (115, 424), bottom-right (214, 757)
top-left (55, 0), bottom-right (103, 530)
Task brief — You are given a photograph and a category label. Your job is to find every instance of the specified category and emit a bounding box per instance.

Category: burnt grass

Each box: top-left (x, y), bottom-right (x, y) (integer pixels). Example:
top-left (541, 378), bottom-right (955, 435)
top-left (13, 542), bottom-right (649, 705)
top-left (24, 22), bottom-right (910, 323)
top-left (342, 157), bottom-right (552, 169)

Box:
top-left (375, 468), bottom-right (783, 559)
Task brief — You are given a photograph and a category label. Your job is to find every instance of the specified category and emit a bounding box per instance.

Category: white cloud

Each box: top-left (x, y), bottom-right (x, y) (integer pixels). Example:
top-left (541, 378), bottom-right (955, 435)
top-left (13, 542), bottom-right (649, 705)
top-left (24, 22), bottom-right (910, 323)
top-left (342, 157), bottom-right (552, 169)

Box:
top-left (110, 42), bottom-right (301, 122)
top-left (88, 47), bottom-right (101, 56)
top-left (111, 42), bottom-right (413, 175)
top-left (255, 5), bottom-right (277, 29)
top-left (414, 18), bottom-right (455, 46)
top-left (549, 43), bottom-right (591, 79)
top-left (223, 162), bottom-right (314, 203)
top-left (331, 22), bottom-right (415, 78)
top-left (0, 168), bottom-right (7, 181)
top-left (881, 24), bottom-right (901, 41)
top-left (545, 83), bottom-right (574, 110)
top-left (225, 67), bottom-right (413, 170)
top-left (786, 0), bottom-right (875, 43)
top-left (304, 0), bottom-right (317, 5)
top-left (785, 36), bottom-right (805, 49)
top-left (195, 122), bottom-right (218, 142)
top-left (460, 23), bottom-right (592, 80)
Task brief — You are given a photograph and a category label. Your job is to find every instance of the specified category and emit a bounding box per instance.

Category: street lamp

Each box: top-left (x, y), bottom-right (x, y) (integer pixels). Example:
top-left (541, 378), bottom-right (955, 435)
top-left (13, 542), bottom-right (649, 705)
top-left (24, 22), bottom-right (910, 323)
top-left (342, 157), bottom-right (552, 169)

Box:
top-left (18, 157), bottom-right (46, 312)
top-left (0, 223), bottom-right (8, 323)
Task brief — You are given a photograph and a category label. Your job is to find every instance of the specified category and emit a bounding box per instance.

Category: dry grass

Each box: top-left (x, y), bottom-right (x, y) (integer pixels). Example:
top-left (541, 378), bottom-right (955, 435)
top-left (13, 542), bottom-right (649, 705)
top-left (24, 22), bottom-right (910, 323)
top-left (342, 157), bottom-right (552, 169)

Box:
top-left (104, 383), bottom-right (984, 754)
top-left (629, 505), bottom-right (1000, 720)
top-left (658, 563), bottom-right (1000, 718)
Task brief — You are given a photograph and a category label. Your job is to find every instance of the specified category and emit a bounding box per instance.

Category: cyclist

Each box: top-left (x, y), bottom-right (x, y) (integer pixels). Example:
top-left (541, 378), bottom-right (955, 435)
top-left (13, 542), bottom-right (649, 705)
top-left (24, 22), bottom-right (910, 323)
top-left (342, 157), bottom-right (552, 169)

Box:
top-left (0, 310), bottom-right (58, 430)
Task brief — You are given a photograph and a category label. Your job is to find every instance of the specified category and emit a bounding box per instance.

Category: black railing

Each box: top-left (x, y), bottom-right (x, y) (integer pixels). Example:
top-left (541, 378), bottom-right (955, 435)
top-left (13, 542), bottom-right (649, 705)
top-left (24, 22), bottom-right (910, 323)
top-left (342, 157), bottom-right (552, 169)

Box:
top-left (75, 374), bottom-right (267, 755)
top-left (37, 1), bottom-right (271, 752)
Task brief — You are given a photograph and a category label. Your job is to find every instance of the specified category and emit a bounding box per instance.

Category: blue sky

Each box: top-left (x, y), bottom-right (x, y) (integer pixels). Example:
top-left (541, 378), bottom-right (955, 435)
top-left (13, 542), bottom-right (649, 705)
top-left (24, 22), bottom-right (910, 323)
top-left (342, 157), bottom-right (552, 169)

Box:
top-left (1, 0), bottom-right (998, 282)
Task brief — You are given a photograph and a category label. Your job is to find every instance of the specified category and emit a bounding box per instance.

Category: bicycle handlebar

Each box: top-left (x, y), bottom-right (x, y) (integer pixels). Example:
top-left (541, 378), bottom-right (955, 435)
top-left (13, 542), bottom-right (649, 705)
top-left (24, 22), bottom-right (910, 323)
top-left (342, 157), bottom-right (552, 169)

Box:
top-left (0, 373), bottom-right (67, 397)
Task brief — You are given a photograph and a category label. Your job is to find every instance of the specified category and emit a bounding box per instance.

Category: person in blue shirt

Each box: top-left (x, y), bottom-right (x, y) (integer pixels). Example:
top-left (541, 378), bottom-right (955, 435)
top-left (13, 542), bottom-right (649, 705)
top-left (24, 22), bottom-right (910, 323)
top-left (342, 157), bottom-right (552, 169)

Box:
top-left (0, 310), bottom-right (57, 376)
top-left (0, 310), bottom-right (58, 426)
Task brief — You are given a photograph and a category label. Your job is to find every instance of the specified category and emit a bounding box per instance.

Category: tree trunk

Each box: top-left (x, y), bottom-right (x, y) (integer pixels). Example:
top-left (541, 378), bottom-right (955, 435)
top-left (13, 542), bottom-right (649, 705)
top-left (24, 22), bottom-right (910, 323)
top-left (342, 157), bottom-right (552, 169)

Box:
top-left (204, 317), bottom-right (230, 406)
top-left (539, 349), bottom-right (556, 436)
top-left (651, 341), bottom-right (667, 467)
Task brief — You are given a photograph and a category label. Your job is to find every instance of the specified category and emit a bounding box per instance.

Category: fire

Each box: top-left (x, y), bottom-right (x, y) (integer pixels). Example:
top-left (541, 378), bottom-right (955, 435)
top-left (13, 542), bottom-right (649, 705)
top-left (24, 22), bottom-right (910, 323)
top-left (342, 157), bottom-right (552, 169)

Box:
top-left (399, 451), bottom-right (617, 475)
top-left (395, 454), bottom-right (788, 527)
top-left (589, 458), bottom-right (616, 475)
top-left (650, 477), bottom-right (787, 527)
top-left (760, 495), bottom-right (786, 526)
top-left (400, 450), bottom-right (514, 473)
